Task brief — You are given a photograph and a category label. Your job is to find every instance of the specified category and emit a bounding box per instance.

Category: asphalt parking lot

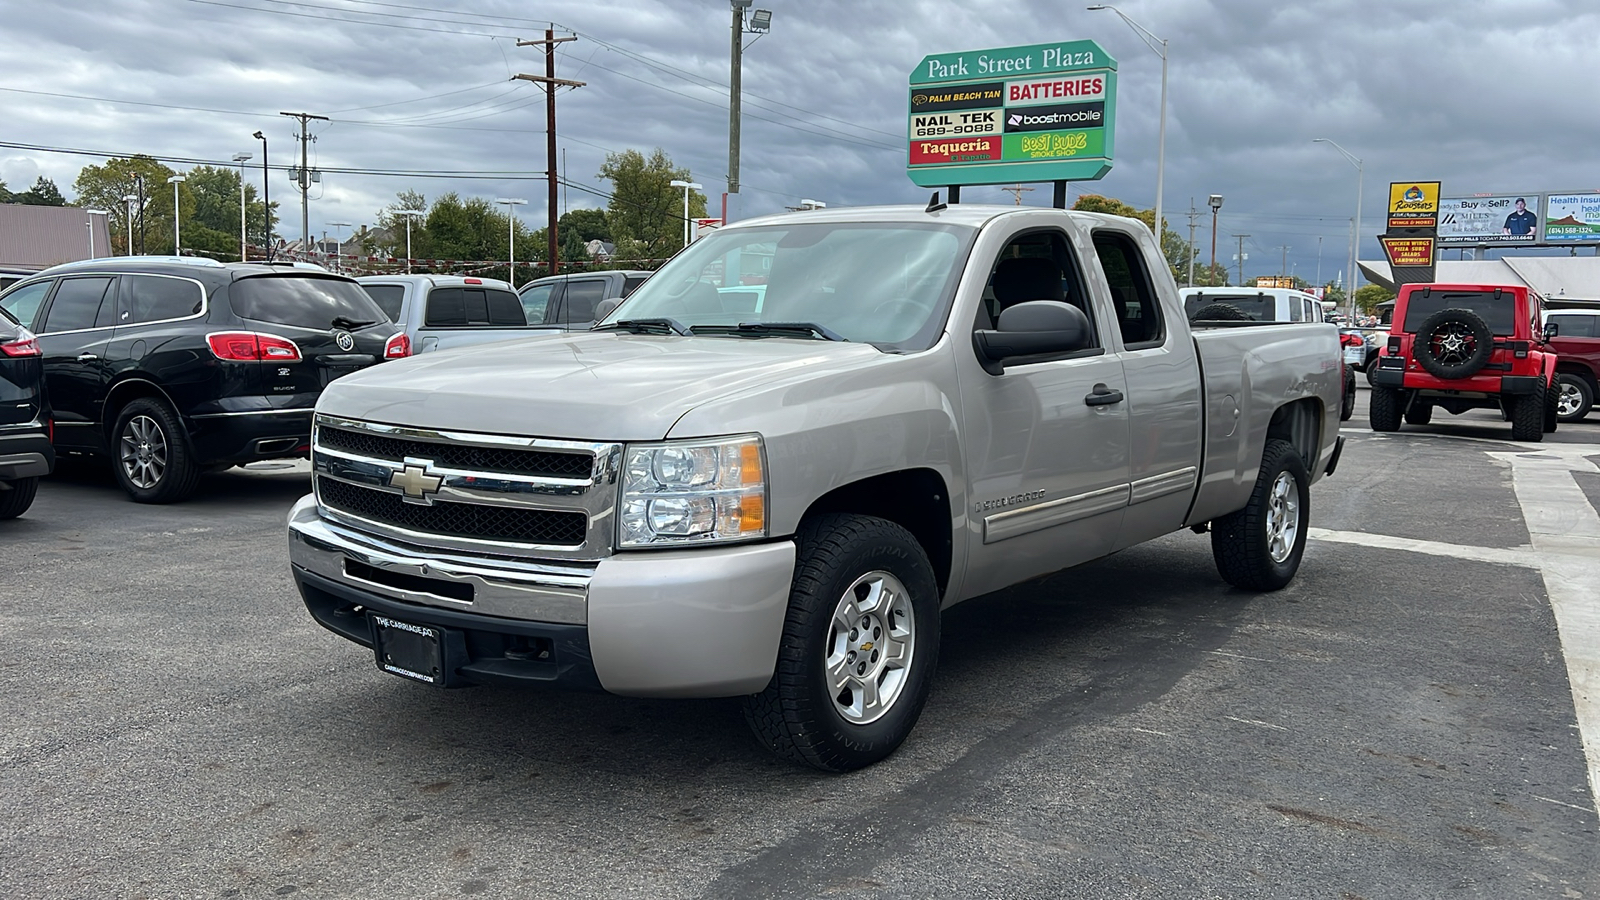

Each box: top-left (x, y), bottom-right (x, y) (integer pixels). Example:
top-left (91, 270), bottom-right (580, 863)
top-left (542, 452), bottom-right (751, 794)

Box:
top-left (4, 388), bottom-right (1599, 899)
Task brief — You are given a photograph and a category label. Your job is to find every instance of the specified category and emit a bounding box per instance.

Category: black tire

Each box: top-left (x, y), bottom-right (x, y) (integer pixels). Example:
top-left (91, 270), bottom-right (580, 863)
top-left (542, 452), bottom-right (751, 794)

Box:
top-left (1340, 367), bottom-right (1356, 421)
top-left (1413, 308), bottom-right (1493, 379)
top-left (0, 477), bottom-right (39, 520)
top-left (1404, 400), bottom-right (1433, 426)
top-left (1555, 373), bottom-right (1593, 423)
top-left (1210, 438), bottom-right (1310, 591)
top-left (743, 514), bottom-right (940, 772)
top-left (1191, 302), bottom-right (1252, 322)
top-left (112, 398), bottom-right (202, 503)
top-left (1510, 381), bottom-right (1545, 443)
top-left (1370, 386), bottom-right (1402, 432)
top-left (1544, 377), bottom-right (1559, 433)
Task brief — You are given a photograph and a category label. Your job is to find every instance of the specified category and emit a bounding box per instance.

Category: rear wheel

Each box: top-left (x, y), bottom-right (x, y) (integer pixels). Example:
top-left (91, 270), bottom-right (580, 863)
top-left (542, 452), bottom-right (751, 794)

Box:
top-left (113, 398), bottom-right (202, 503)
top-left (743, 514), bottom-right (940, 772)
top-left (1510, 382), bottom-right (1546, 443)
top-left (1404, 400), bottom-right (1433, 426)
top-left (1370, 387), bottom-right (1402, 432)
top-left (1340, 367), bottom-right (1356, 421)
top-left (0, 477), bottom-right (39, 520)
top-left (1544, 378), bottom-right (1559, 433)
top-left (1211, 439), bottom-right (1310, 591)
top-left (1555, 373), bottom-right (1593, 423)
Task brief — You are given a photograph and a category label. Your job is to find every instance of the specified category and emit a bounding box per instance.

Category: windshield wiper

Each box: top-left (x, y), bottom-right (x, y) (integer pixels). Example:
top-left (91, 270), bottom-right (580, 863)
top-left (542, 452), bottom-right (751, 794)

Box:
top-left (592, 317), bottom-right (692, 336)
top-left (692, 321), bottom-right (846, 342)
top-left (331, 315), bottom-right (377, 330)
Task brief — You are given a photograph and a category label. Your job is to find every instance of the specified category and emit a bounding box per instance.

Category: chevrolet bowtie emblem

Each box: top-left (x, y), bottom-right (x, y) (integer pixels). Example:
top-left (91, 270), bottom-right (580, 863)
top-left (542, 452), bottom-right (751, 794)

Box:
top-left (391, 459), bottom-right (443, 504)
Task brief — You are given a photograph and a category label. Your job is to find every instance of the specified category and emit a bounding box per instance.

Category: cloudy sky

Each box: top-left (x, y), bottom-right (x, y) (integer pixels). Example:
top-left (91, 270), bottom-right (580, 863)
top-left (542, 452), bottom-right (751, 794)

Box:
top-left (2, 0), bottom-right (1595, 281)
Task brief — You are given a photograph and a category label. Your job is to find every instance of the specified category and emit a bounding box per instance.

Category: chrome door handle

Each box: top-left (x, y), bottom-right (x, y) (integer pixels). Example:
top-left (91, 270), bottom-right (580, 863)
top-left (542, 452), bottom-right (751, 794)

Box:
top-left (1084, 383), bottom-right (1124, 406)
top-left (77, 353), bottom-right (99, 362)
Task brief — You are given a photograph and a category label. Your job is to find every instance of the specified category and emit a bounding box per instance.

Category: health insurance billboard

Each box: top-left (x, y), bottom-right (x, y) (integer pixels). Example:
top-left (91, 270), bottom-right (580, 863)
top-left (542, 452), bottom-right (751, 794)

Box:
top-left (907, 40), bottom-right (1117, 188)
top-left (1438, 195), bottom-right (1541, 245)
top-left (1544, 192), bottom-right (1600, 243)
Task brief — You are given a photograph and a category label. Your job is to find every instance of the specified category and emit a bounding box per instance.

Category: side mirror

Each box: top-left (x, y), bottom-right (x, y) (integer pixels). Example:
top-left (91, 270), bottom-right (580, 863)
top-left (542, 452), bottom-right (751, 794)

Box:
top-left (1544, 322), bottom-right (1559, 340)
top-left (593, 297), bottom-right (623, 323)
top-left (972, 301), bottom-right (1092, 375)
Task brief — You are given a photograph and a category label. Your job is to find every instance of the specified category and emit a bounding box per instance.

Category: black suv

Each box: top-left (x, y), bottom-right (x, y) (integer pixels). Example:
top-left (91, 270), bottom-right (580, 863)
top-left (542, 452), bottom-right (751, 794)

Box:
top-left (0, 258), bottom-right (404, 503)
top-left (0, 305), bottom-right (53, 518)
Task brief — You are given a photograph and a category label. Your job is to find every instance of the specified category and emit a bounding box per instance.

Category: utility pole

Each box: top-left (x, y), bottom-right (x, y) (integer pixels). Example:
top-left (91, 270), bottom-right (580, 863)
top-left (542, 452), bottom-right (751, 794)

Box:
top-left (1316, 235), bottom-right (1323, 287)
top-left (726, 2), bottom-right (773, 223)
top-left (1234, 234), bottom-right (1250, 286)
top-left (1185, 198), bottom-right (1200, 286)
top-left (1000, 185), bottom-right (1034, 205)
top-left (1277, 244), bottom-right (1290, 280)
top-left (516, 30), bottom-right (583, 277)
top-left (281, 111), bottom-right (329, 255)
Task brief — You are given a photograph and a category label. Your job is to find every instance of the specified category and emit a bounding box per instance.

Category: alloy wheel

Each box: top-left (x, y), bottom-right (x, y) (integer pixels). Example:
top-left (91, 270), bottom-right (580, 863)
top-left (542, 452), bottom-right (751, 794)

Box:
top-left (119, 414), bottom-right (168, 489)
top-left (825, 570), bottom-right (915, 725)
top-left (1265, 471), bottom-right (1301, 564)
top-left (1557, 381), bottom-right (1584, 418)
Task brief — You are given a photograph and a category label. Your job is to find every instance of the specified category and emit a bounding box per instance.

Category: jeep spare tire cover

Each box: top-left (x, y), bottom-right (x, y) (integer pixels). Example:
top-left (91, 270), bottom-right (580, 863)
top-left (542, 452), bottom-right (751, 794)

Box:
top-left (1191, 302), bottom-right (1253, 322)
top-left (1414, 307), bottom-right (1494, 380)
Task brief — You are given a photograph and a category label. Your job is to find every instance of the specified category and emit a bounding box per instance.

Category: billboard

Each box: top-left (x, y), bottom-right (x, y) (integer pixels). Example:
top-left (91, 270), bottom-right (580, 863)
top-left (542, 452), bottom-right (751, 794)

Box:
top-left (1438, 195), bottom-right (1541, 245)
top-left (1544, 193), bottom-right (1600, 243)
top-left (908, 41), bottom-right (1117, 188)
top-left (1387, 181), bottom-right (1440, 229)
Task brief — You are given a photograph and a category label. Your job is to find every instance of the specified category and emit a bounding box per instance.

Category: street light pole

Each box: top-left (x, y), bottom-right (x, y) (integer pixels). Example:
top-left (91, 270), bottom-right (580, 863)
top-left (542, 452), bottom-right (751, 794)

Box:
top-left (253, 131), bottom-right (271, 260)
top-left (726, 1), bottom-right (772, 223)
top-left (1313, 138), bottom-right (1363, 319)
top-left (232, 152), bottom-right (252, 261)
top-left (1208, 194), bottom-right (1224, 282)
top-left (496, 199), bottom-right (528, 287)
top-left (329, 222), bottom-right (352, 273)
top-left (122, 194), bottom-right (139, 256)
top-left (167, 175), bottom-right (187, 255)
top-left (669, 180), bottom-right (702, 249)
top-left (396, 210), bottom-right (422, 273)
top-left (1089, 5), bottom-right (1166, 253)
top-left (85, 210), bottom-right (107, 259)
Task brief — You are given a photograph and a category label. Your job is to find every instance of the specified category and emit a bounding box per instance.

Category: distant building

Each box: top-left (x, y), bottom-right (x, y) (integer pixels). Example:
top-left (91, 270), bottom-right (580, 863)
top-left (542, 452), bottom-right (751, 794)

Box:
top-left (0, 204), bottom-right (113, 270)
top-left (1360, 256), bottom-right (1600, 309)
top-left (585, 239), bottom-right (615, 260)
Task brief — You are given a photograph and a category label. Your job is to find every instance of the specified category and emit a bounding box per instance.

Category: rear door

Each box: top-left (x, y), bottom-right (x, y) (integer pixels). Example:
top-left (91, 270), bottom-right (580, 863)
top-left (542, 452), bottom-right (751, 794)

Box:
top-left (0, 308), bottom-right (45, 429)
top-left (227, 275), bottom-right (397, 396)
top-left (557, 277), bottom-right (610, 331)
top-left (34, 276), bottom-right (118, 448)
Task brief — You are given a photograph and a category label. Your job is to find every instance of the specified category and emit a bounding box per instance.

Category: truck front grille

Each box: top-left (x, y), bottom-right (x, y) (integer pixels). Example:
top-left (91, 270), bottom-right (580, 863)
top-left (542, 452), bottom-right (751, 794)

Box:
top-left (319, 426), bottom-right (593, 479)
top-left (317, 476), bottom-right (587, 546)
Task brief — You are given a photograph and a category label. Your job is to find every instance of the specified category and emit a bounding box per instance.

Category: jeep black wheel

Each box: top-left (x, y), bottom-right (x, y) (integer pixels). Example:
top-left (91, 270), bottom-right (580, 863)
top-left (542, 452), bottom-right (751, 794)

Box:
top-left (1211, 439), bottom-right (1310, 591)
top-left (1404, 400), bottom-right (1433, 426)
top-left (1510, 381), bottom-right (1546, 443)
top-left (0, 477), bottom-right (39, 520)
top-left (1191, 302), bottom-right (1253, 322)
top-left (743, 514), bottom-right (940, 772)
top-left (1414, 308), bottom-right (1494, 380)
top-left (113, 398), bottom-right (201, 503)
top-left (1370, 387), bottom-right (1402, 432)
top-left (1555, 373), bottom-right (1593, 423)
top-left (1340, 367), bottom-right (1356, 421)
top-left (1544, 377), bottom-right (1559, 433)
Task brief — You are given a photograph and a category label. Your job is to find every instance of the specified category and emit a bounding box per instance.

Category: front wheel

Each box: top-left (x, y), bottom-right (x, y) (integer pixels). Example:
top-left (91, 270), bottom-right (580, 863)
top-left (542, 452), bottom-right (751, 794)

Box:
top-left (0, 477), bottom-right (39, 520)
top-left (1211, 439), bottom-right (1310, 591)
top-left (1555, 373), bottom-right (1592, 423)
top-left (113, 398), bottom-right (202, 503)
top-left (743, 514), bottom-right (940, 772)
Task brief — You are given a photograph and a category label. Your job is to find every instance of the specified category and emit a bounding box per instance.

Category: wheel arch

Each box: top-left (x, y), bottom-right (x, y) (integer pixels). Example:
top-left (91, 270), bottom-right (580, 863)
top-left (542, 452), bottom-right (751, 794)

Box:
top-left (1266, 398), bottom-right (1322, 474)
top-left (799, 468), bottom-right (953, 596)
top-left (102, 377), bottom-right (183, 438)
top-left (1555, 359), bottom-right (1598, 392)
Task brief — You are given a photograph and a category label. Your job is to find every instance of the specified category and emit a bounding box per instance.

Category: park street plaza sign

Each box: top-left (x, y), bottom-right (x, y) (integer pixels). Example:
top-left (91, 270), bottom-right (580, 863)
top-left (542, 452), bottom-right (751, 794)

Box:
top-left (908, 40), bottom-right (1117, 188)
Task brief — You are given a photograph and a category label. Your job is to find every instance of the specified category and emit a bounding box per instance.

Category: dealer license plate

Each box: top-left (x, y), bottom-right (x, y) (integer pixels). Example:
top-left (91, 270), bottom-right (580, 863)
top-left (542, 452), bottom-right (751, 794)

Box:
top-left (371, 615), bottom-right (445, 684)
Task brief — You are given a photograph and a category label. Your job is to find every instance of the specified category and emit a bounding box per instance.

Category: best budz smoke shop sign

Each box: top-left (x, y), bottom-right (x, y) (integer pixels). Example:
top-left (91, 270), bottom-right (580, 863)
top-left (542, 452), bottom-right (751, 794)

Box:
top-left (907, 40), bottom-right (1117, 188)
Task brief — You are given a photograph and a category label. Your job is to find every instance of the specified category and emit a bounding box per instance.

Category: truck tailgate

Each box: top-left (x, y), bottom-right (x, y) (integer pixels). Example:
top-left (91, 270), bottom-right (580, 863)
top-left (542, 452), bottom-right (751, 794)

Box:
top-left (1187, 323), bottom-right (1341, 525)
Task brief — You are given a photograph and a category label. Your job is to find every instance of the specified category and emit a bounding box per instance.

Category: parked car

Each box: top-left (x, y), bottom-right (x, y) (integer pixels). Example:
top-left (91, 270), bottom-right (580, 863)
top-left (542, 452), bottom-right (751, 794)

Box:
top-left (288, 204), bottom-right (1342, 771)
top-left (357, 274), bottom-right (553, 355)
top-left (0, 266), bottom-right (38, 294)
top-left (1545, 308), bottom-right (1600, 422)
top-left (1182, 287), bottom-right (1354, 420)
top-left (516, 270), bottom-right (653, 332)
top-left (0, 257), bottom-right (404, 503)
top-left (1368, 282), bottom-right (1556, 442)
top-left (0, 305), bottom-right (52, 518)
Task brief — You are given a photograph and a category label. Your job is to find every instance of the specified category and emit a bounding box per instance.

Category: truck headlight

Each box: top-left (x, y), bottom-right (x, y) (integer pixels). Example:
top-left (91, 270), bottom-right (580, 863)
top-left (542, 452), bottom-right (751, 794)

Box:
top-left (619, 435), bottom-right (767, 547)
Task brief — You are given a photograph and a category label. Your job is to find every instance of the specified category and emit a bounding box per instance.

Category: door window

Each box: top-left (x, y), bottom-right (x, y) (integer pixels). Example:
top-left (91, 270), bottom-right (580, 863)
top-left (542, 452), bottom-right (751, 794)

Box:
top-left (1091, 231), bottom-right (1165, 349)
top-left (978, 229), bottom-right (1099, 349)
top-left (562, 280), bottom-right (609, 325)
top-left (1550, 314), bottom-right (1595, 338)
top-left (0, 280), bottom-right (53, 330)
top-left (121, 274), bottom-right (203, 324)
top-left (518, 284), bottom-right (556, 324)
top-left (622, 276), bottom-right (648, 298)
top-left (40, 277), bottom-right (115, 333)
top-left (362, 284), bottom-right (405, 321)
top-left (425, 287), bottom-right (529, 326)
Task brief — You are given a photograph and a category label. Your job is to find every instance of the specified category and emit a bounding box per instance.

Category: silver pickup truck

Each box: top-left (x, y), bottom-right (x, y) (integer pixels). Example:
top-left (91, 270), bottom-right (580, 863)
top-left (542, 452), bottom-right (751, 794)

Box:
top-left (289, 204), bottom-right (1343, 771)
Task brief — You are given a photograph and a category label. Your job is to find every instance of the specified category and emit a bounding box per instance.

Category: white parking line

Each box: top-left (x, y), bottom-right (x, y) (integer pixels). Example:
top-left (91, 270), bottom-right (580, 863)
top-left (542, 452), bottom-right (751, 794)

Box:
top-left (1308, 528), bottom-right (1533, 567)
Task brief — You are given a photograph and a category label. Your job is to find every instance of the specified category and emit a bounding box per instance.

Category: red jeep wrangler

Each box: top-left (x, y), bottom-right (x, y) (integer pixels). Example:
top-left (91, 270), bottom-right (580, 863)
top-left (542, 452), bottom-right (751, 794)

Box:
top-left (1369, 283), bottom-right (1557, 442)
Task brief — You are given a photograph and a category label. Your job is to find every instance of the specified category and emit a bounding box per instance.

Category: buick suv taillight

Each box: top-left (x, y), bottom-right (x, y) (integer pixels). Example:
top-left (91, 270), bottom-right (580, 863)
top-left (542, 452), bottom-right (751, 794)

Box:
top-left (0, 330), bottom-right (41, 357)
top-left (206, 331), bottom-right (303, 362)
top-left (383, 332), bottom-right (411, 359)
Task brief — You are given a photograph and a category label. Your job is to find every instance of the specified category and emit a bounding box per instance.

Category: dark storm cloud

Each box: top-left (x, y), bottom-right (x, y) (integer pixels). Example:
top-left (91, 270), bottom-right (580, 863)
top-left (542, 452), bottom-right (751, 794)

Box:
top-left (2, 0), bottom-right (1595, 280)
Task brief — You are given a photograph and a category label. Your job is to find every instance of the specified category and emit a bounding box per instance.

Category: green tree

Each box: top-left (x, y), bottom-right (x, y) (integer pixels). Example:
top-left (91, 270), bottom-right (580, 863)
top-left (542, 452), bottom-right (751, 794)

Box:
top-left (0, 179), bottom-right (11, 203)
top-left (73, 156), bottom-right (175, 255)
top-left (597, 149), bottom-right (705, 261)
top-left (15, 176), bottom-right (66, 206)
top-left (180, 165), bottom-right (268, 260)
top-left (560, 207), bottom-right (612, 244)
top-left (1352, 283), bottom-right (1395, 315)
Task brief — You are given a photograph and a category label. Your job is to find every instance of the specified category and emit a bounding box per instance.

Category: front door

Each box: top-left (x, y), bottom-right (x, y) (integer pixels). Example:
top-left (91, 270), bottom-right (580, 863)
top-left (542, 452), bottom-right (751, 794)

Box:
top-left (955, 224), bottom-right (1131, 599)
top-left (33, 276), bottom-right (118, 450)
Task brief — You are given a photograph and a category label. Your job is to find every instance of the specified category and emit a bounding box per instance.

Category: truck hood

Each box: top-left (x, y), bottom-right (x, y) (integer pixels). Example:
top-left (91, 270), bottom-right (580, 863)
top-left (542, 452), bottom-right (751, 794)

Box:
top-left (316, 331), bottom-right (886, 441)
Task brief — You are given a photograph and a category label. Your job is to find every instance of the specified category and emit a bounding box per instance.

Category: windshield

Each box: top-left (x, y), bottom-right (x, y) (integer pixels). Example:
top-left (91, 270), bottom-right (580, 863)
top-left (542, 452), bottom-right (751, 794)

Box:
top-left (1401, 290), bottom-right (1517, 336)
top-left (602, 222), bottom-right (974, 351)
top-left (230, 276), bottom-right (389, 330)
top-left (1183, 293), bottom-right (1277, 321)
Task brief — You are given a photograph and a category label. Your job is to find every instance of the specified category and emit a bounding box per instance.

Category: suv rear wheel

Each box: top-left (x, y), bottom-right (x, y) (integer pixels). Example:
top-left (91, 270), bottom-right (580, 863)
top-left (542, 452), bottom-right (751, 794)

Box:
top-left (1404, 400), bottom-right (1433, 426)
top-left (1555, 373), bottom-right (1593, 423)
top-left (1370, 387), bottom-right (1403, 432)
top-left (113, 398), bottom-right (202, 503)
top-left (0, 477), bottom-right (39, 519)
top-left (1510, 381), bottom-right (1546, 443)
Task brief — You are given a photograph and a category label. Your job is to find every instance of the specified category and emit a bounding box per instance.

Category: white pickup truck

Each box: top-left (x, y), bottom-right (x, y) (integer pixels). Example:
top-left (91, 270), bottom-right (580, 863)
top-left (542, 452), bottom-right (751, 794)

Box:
top-left (289, 204), bottom-right (1344, 771)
